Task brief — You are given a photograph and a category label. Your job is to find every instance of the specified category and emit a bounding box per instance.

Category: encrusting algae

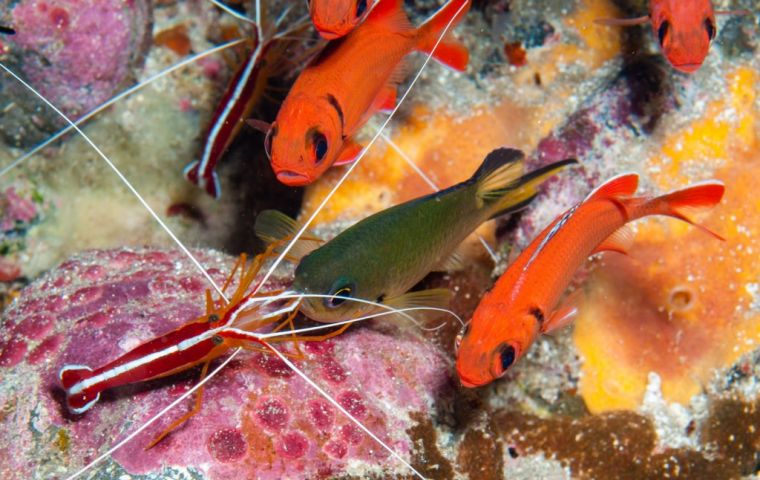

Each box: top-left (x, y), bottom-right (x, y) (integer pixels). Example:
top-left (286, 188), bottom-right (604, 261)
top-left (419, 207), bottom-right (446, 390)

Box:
top-left (575, 65), bottom-right (760, 413)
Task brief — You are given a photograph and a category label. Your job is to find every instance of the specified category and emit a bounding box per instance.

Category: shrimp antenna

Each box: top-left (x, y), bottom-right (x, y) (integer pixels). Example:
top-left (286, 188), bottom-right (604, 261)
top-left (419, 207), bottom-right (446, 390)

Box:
top-left (208, 0), bottom-right (257, 25)
top-left (0, 38), bottom-right (245, 178)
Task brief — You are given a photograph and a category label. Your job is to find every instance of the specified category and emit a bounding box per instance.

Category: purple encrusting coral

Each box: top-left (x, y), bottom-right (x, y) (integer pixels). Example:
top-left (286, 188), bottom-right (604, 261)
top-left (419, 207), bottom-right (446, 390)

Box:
top-left (9, 0), bottom-right (152, 118)
top-left (0, 247), bottom-right (451, 479)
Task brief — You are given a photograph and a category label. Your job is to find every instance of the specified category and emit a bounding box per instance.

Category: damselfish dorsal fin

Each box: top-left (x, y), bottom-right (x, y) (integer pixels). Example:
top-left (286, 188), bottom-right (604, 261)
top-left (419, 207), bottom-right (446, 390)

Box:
top-left (474, 148), bottom-right (577, 219)
top-left (473, 148), bottom-right (526, 202)
top-left (591, 224), bottom-right (635, 255)
top-left (585, 173), bottom-right (639, 202)
top-left (254, 210), bottom-right (323, 262)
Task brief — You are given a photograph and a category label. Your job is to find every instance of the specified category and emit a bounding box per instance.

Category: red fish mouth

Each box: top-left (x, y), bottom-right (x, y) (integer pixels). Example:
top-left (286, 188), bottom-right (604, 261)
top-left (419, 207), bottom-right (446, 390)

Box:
top-left (672, 62), bottom-right (702, 74)
top-left (276, 170), bottom-right (311, 186)
top-left (317, 29), bottom-right (342, 40)
top-left (457, 370), bottom-right (485, 388)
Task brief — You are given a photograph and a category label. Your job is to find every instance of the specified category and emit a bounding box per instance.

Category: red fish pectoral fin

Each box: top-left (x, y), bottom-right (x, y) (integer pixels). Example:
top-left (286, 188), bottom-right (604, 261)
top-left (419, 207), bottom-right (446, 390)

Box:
top-left (592, 224), bottom-right (635, 255)
top-left (657, 180), bottom-right (726, 240)
top-left (245, 118), bottom-right (271, 133)
top-left (416, 0), bottom-right (471, 72)
top-left (333, 140), bottom-right (364, 166)
top-left (373, 86), bottom-right (397, 113)
top-left (593, 16), bottom-right (650, 27)
top-left (543, 291), bottom-right (583, 334)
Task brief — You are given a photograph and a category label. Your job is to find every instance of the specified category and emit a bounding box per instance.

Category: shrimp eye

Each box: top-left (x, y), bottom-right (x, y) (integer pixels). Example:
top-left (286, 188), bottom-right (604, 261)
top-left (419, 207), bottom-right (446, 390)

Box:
top-left (325, 280), bottom-right (355, 308)
top-left (312, 132), bottom-right (328, 164)
top-left (498, 344), bottom-right (516, 372)
top-left (355, 0), bottom-right (367, 18)
top-left (657, 20), bottom-right (670, 46)
top-left (705, 18), bottom-right (716, 41)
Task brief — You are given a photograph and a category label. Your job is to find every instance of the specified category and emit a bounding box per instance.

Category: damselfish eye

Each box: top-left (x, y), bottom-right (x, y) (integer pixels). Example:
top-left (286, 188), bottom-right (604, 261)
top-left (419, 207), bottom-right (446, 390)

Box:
top-left (657, 20), bottom-right (670, 46)
top-left (325, 281), bottom-right (355, 308)
top-left (498, 344), bottom-right (516, 372)
top-left (705, 18), bottom-right (716, 41)
top-left (355, 0), bottom-right (367, 18)
top-left (312, 132), bottom-right (328, 164)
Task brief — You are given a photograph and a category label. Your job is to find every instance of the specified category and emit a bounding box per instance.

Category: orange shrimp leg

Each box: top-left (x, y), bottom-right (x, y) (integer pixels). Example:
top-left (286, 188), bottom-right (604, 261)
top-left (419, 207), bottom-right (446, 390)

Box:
top-left (145, 361), bottom-right (212, 450)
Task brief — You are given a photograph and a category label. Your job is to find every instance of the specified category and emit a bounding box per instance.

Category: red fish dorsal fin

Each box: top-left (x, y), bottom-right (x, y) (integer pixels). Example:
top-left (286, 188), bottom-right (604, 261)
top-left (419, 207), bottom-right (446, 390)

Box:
top-left (368, 0), bottom-right (412, 29)
top-left (584, 173), bottom-right (639, 202)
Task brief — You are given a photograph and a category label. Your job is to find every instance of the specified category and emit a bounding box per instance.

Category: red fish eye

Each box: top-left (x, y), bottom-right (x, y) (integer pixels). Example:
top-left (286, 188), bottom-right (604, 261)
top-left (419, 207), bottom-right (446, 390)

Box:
top-left (313, 132), bottom-right (328, 164)
top-left (499, 344), bottom-right (516, 371)
top-left (657, 20), bottom-right (670, 46)
top-left (355, 0), bottom-right (367, 18)
top-left (705, 18), bottom-right (716, 41)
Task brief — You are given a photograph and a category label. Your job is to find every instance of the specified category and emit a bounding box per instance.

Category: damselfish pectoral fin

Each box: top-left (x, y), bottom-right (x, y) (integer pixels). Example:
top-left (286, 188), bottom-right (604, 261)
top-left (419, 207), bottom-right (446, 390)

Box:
top-left (433, 248), bottom-right (466, 272)
top-left (384, 288), bottom-right (451, 310)
top-left (333, 140), bottom-right (364, 166)
top-left (254, 210), bottom-right (323, 262)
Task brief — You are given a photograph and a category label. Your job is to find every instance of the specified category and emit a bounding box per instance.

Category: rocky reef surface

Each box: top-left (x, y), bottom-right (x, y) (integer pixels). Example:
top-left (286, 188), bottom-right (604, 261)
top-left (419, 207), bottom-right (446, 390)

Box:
top-left (1, 0), bottom-right (759, 478)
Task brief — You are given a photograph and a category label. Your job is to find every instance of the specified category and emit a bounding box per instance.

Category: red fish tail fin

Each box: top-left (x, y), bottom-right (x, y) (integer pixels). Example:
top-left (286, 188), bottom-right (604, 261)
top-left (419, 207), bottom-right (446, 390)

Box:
top-left (60, 364), bottom-right (101, 414)
top-left (416, 0), bottom-right (471, 71)
top-left (654, 180), bottom-right (726, 240)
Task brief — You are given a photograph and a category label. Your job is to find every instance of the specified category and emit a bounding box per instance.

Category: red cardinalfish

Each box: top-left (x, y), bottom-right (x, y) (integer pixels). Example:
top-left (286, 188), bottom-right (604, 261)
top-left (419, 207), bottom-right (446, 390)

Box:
top-left (261, 0), bottom-right (471, 186)
top-left (311, 0), bottom-right (377, 39)
top-left (596, 1), bottom-right (751, 73)
top-left (455, 173), bottom-right (725, 387)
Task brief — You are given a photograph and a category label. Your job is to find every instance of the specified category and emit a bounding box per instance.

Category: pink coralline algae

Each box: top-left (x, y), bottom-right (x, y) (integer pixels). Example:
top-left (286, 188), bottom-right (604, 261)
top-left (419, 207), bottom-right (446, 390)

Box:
top-left (0, 0), bottom-right (152, 145)
top-left (0, 247), bottom-right (451, 479)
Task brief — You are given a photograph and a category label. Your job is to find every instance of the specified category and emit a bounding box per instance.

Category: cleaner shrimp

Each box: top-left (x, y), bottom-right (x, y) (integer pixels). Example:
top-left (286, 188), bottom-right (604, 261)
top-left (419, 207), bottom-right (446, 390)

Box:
top-left (0, 0), bottom-right (473, 478)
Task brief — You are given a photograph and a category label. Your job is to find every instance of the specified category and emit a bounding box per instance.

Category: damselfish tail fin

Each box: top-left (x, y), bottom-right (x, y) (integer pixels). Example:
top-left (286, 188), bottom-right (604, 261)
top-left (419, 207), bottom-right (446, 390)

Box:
top-left (254, 210), bottom-right (324, 262)
top-left (652, 180), bottom-right (725, 240)
top-left (59, 364), bottom-right (100, 414)
top-left (416, 0), bottom-right (471, 71)
top-left (473, 148), bottom-right (577, 219)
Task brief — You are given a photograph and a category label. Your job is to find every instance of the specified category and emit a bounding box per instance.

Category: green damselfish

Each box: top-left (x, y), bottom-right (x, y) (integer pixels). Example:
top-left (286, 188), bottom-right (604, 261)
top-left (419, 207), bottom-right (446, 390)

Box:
top-left (256, 148), bottom-right (577, 323)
